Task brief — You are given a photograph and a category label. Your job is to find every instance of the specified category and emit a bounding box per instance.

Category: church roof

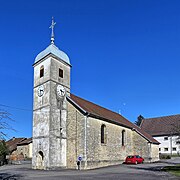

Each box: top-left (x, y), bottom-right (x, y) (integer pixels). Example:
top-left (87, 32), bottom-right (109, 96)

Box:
top-left (140, 114), bottom-right (180, 136)
top-left (68, 94), bottom-right (159, 144)
top-left (34, 43), bottom-right (70, 65)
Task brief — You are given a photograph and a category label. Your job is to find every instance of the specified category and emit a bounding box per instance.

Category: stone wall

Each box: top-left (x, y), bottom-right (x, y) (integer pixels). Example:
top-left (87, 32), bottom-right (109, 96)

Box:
top-left (33, 54), bottom-right (71, 170)
top-left (132, 131), bottom-right (150, 160)
top-left (67, 102), bottom-right (131, 169)
top-left (132, 131), bottom-right (159, 162)
top-left (66, 102), bottom-right (85, 169)
top-left (17, 143), bottom-right (32, 159)
top-left (151, 144), bottom-right (159, 162)
top-left (85, 117), bottom-right (132, 169)
top-left (66, 101), bottom-right (159, 169)
top-left (50, 57), bottom-right (71, 94)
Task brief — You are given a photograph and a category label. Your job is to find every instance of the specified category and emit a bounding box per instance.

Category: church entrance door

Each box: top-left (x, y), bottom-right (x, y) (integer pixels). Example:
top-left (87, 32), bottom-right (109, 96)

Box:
top-left (37, 151), bottom-right (44, 169)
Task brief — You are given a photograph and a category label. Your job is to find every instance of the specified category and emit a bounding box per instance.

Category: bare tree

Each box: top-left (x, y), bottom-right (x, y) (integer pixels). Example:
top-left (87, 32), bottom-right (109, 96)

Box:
top-left (0, 109), bottom-right (15, 140)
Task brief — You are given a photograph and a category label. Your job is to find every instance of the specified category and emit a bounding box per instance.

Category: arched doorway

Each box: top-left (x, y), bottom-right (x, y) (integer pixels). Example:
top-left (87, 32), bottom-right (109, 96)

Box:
top-left (36, 151), bottom-right (44, 169)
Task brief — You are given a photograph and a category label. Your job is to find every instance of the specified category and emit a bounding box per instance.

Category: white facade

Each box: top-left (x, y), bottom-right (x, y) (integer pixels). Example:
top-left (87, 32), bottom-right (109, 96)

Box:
top-left (154, 136), bottom-right (180, 155)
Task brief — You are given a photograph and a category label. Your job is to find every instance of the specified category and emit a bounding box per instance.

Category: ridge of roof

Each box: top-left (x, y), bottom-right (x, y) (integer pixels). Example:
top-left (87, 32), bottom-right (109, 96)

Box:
top-left (17, 137), bottom-right (32, 146)
top-left (141, 114), bottom-right (180, 136)
top-left (143, 114), bottom-right (180, 121)
top-left (68, 94), bottom-right (159, 144)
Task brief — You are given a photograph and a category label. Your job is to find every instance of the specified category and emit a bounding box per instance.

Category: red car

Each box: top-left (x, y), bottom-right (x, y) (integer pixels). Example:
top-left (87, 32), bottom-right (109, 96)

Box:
top-left (125, 155), bottom-right (144, 164)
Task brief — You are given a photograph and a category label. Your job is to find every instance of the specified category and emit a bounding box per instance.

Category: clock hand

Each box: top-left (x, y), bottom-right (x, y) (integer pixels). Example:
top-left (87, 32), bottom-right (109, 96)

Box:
top-left (60, 89), bottom-right (64, 95)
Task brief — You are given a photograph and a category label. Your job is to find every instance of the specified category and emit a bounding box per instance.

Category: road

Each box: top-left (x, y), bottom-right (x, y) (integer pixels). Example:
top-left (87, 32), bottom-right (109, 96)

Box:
top-left (0, 158), bottom-right (179, 180)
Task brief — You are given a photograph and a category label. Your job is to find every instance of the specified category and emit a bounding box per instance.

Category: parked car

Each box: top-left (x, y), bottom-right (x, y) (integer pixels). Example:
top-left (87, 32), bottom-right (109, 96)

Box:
top-left (125, 155), bottom-right (144, 164)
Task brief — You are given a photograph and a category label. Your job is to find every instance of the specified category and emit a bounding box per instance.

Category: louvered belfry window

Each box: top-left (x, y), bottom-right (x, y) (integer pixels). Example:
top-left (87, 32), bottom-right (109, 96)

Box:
top-left (59, 68), bottom-right (63, 78)
top-left (40, 66), bottom-right (44, 78)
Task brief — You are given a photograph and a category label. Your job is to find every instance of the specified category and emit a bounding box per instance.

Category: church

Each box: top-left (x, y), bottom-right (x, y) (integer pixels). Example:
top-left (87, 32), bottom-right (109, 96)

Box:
top-left (32, 18), bottom-right (159, 170)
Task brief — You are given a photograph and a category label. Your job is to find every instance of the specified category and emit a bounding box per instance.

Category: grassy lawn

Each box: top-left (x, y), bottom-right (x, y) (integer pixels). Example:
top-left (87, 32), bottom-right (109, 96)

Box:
top-left (163, 165), bottom-right (180, 177)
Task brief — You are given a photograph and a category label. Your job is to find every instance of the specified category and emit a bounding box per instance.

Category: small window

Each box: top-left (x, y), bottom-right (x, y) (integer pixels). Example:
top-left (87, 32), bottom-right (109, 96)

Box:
top-left (122, 130), bottom-right (125, 146)
top-left (40, 66), bottom-right (44, 78)
top-left (176, 141), bottom-right (180, 144)
top-left (164, 137), bottom-right (168, 140)
top-left (59, 68), bottom-right (63, 78)
top-left (172, 147), bottom-right (176, 151)
top-left (159, 148), bottom-right (161, 151)
top-left (101, 124), bottom-right (106, 144)
top-left (164, 148), bottom-right (168, 151)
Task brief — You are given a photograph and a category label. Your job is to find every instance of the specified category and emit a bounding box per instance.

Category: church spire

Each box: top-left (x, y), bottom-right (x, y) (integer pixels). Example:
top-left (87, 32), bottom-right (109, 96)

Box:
top-left (49, 17), bottom-right (56, 44)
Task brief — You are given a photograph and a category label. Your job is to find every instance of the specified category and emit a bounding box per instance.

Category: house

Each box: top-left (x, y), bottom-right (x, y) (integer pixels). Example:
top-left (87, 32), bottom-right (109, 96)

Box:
top-left (6, 137), bottom-right (26, 154)
top-left (140, 114), bottom-right (180, 155)
top-left (6, 137), bottom-right (32, 161)
top-left (6, 137), bottom-right (26, 160)
top-left (32, 18), bottom-right (160, 170)
top-left (17, 138), bottom-right (32, 159)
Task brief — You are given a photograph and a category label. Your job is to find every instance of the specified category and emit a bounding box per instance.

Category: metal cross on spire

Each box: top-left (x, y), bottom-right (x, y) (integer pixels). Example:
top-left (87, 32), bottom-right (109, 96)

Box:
top-left (49, 17), bottom-right (56, 44)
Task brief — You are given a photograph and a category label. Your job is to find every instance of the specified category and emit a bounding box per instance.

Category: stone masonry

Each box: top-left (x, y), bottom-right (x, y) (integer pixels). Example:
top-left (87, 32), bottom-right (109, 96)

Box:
top-left (32, 32), bottom-right (159, 170)
top-left (66, 102), bottom-right (159, 169)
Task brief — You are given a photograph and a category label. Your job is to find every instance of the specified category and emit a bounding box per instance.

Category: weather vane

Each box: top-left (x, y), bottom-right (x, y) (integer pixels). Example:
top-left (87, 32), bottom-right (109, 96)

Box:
top-left (49, 17), bottom-right (56, 44)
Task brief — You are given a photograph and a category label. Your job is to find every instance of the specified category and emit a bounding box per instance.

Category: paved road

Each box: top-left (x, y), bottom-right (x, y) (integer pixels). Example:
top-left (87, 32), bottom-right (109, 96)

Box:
top-left (0, 159), bottom-right (179, 180)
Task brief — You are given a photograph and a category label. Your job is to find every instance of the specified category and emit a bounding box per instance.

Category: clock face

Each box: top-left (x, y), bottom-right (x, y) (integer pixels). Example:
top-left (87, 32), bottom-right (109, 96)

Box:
top-left (57, 85), bottom-right (65, 97)
top-left (37, 85), bottom-right (44, 97)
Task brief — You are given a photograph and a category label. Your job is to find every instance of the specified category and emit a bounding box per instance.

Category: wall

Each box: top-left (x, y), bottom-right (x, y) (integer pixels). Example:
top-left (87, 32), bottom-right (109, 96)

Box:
top-left (50, 57), bottom-right (71, 94)
top-left (132, 131), bottom-right (149, 160)
top-left (66, 102), bottom-right (159, 169)
top-left (29, 143), bottom-right (32, 158)
top-left (155, 136), bottom-right (180, 155)
top-left (17, 143), bottom-right (32, 159)
top-left (132, 131), bottom-right (159, 162)
top-left (151, 144), bottom-right (159, 162)
top-left (85, 117), bottom-right (133, 169)
top-left (33, 55), bottom-right (70, 170)
top-left (66, 102), bottom-right (85, 169)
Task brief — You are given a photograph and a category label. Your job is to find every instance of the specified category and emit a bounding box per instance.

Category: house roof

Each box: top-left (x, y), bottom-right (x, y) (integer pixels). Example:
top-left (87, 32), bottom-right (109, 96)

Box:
top-left (17, 138), bottom-right (32, 146)
top-left (6, 137), bottom-right (26, 152)
top-left (140, 114), bottom-right (180, 136)
top-left (68, 94), bottom-right (159, 144)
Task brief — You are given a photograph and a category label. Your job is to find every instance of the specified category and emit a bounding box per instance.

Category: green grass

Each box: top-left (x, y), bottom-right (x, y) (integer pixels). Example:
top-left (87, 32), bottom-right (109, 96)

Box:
top-left (163, 165), bottom-right (180, 177)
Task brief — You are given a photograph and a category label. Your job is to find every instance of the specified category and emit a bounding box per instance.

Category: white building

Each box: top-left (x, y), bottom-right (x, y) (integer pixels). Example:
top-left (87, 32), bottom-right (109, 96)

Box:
top-left (155, 136), bottom-right (179, 155)
top-left (140, 114), bottom-right (180, 155)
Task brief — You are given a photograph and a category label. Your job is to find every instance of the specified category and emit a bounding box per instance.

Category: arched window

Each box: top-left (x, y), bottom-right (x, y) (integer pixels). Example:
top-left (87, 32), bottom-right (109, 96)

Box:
top-left (101, 124), bottom-right (106, 144)
top-left (122, 130), bottom-right (125, 146)
top-left (40, 66), bottom-right (44, 78)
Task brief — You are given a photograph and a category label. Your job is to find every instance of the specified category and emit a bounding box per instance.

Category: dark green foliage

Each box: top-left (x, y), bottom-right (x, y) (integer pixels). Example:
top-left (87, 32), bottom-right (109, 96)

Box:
top-left (0, 141), bottom-right (8, 165)
top-left (159, 154), bottom-right (171, 159)
top-left (0, 141), bottom-right (8, 156)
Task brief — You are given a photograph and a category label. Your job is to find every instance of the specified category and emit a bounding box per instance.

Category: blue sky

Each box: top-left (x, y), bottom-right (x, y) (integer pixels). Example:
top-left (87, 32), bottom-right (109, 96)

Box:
top-left (0, 0), bottom-right (180, 139)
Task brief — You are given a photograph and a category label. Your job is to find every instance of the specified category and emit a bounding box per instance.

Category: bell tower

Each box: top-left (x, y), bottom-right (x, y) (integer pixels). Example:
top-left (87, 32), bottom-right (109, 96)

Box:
top-left (32, 17), bottom-right (71, 170)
